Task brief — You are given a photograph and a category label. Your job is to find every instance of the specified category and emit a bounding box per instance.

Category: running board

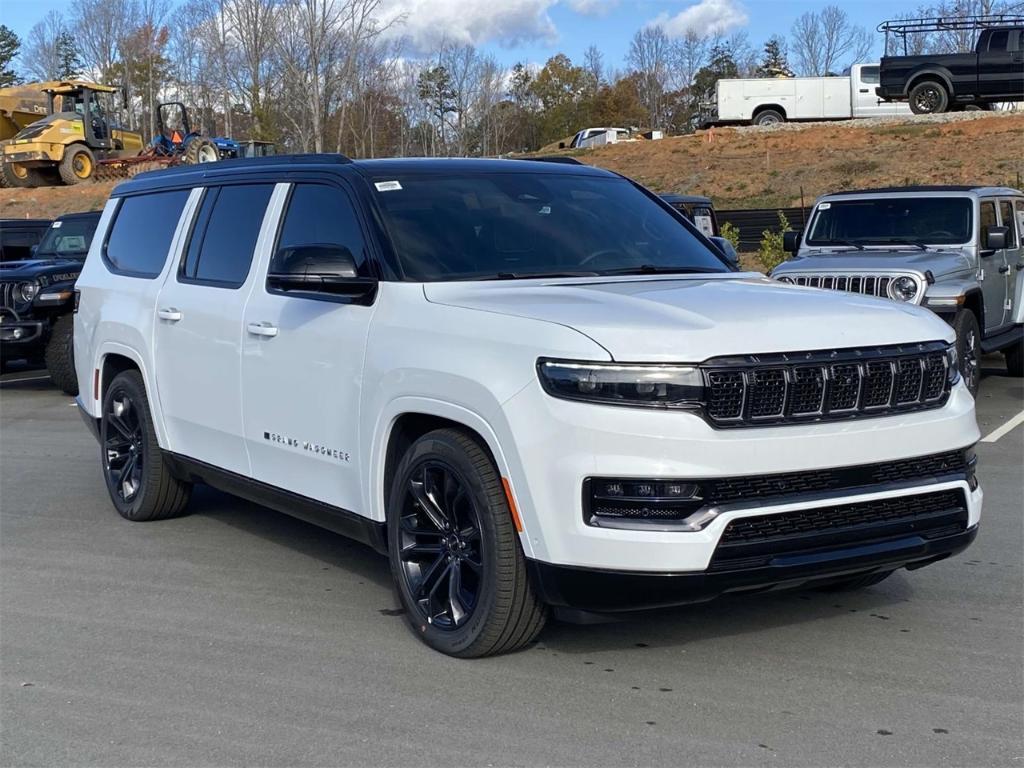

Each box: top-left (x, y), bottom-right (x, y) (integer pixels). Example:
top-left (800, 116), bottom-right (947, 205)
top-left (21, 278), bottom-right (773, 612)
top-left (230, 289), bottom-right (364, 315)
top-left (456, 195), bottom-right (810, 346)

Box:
top-left (980, 325), bottom-right (1022, 354)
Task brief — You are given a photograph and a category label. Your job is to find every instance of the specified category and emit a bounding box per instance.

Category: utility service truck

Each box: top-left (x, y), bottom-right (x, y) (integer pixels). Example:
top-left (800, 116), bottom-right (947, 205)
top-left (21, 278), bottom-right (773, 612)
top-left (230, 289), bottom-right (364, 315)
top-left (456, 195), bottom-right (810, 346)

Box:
top-left (700, 64), bottom-right (911, 127)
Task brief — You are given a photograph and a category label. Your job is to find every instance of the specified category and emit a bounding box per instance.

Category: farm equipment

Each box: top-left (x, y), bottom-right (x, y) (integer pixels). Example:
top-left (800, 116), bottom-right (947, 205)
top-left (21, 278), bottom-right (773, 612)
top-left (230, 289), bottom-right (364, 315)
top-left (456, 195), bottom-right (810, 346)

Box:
top-left (1, 81), bottom-right (143, 187)
top-left (1, 82), bottom-right (69, 187)
top-left (92, 101), bottom-right (221, 181)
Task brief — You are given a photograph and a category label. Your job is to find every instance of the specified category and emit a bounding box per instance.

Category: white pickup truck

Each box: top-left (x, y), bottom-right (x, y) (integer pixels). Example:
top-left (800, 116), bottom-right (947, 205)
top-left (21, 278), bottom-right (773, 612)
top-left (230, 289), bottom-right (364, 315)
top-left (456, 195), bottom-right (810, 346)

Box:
top-left (700, 64), bottom-right (912, 127)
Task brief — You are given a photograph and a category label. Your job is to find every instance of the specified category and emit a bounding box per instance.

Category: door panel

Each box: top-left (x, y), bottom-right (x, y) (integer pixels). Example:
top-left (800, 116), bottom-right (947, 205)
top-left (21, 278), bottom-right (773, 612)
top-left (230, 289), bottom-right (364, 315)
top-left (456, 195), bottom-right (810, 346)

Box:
top-left (1001, 199), bottom-right (1022, 325)
top-left (153, 183), bottom-right (276, 475)
top-left (978, 200), bottom-right (1008, 332)
top-left (241, 181), bottom-right (376, 513)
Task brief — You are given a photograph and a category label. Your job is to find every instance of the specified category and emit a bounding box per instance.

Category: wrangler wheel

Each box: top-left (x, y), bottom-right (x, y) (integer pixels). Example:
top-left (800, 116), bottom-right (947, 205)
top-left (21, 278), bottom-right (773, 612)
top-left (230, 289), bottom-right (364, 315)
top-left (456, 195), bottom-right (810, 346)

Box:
top-left (101, 371), bottom-right (191, 521)
top-left (387, 428), bottom-right (545, 657)
top-left (952, 310), bottom-right (981, 397)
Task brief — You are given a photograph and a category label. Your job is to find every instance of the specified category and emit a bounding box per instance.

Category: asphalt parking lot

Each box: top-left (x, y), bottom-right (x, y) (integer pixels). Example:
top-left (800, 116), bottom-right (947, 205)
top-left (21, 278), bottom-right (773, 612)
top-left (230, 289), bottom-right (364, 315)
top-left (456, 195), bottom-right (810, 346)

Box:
top-left (1, 359), bottom-right (1021, 767)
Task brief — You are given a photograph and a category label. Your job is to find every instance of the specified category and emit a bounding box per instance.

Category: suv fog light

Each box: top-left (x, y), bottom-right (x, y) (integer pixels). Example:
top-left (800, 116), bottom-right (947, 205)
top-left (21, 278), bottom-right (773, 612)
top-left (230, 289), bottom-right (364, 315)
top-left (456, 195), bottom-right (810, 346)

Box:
top-left (585, 478), bottom-right (705, 527)
top-left (13, 328), bottom-right (24, 339)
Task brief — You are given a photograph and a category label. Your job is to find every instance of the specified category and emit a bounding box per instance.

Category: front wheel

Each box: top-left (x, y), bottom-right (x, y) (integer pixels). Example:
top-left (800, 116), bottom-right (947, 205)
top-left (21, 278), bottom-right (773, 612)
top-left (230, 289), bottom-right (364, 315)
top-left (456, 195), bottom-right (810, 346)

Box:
top-left (101, 370), bottom-right (192, 521)
top-left (387, 428), bottom-right (545, 657)
top-left (59, 145), bottom-right (96, 184)
top-left (952, 310), bottom-right (981, 397)
top-left (909, 80), bottom-right (949, 114)
top-left (182, 138), bottom-right (219, 165)
top-left (44, 314), bottom-right (78, 395)
top-left (752, 109), bottom-right (784, 127)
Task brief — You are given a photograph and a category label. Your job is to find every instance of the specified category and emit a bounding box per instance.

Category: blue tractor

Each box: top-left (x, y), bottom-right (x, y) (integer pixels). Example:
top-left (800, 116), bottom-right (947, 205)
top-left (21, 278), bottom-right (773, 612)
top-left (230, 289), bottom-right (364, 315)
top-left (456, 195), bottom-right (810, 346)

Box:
top-left (150, 102), bottom-right (220, 164)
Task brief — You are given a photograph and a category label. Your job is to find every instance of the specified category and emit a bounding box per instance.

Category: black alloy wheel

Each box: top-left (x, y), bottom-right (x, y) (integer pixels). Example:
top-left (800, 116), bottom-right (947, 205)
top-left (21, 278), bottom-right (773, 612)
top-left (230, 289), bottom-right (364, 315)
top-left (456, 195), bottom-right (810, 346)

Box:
top-left (104, 388), bottom-right (145, 504)
top-left (398, 460), bottom-right (483, 630)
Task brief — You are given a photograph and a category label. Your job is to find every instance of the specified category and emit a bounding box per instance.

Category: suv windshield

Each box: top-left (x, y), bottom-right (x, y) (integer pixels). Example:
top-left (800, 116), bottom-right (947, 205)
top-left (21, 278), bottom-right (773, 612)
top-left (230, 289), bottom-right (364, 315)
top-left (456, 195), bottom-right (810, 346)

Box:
top-left (36, 217), bottom-right (99, 258)
top-left (371, 173), bottom-right (730, 281)
top-left (807, 197), bottom-right (973, 247)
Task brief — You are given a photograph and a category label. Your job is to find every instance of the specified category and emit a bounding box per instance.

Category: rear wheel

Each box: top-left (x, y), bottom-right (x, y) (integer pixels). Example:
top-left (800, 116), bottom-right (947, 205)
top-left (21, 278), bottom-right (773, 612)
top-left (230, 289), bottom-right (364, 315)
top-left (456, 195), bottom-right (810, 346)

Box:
top-left (58, 145), bottom-right (96, 184)
top-left (952, 310), bottom-right (981, 397)
top-left (182, 138), bottom-right (219, 165)
top-left (387, 428), bottom-right (545, 657)
top-left (44, 314), bottom-right (78, 396)
top-left (4, 162), bottom-right (47, 188)
top-left (909, 80), bottom-right (949, 114)
top-left (101, 370), bottom-right (192, 521)
top-left (752, 109), bottom-right (784, 127)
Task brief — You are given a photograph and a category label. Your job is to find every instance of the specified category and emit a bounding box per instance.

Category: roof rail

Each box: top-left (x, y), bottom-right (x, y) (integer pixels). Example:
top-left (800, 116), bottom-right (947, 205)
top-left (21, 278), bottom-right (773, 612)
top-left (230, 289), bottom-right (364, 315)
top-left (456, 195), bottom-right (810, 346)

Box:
top-left (878, 14), bottom-right (1024, 54)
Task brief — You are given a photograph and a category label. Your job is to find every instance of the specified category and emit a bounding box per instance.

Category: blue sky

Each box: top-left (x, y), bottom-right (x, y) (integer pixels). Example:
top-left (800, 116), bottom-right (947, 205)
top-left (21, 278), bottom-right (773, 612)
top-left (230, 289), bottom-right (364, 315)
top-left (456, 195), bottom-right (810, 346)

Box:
top-left (2, 0), bottom-right (923, 69)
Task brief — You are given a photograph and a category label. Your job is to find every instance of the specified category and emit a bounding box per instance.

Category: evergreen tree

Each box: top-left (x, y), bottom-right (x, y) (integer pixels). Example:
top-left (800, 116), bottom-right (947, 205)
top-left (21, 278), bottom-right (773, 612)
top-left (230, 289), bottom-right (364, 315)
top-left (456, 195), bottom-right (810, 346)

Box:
top-left (756, 36), bottom-right (794, 78)
top-left (0, 24), bottom-right (22, 87)
top-left (55, 31), bottom-right (83, 80)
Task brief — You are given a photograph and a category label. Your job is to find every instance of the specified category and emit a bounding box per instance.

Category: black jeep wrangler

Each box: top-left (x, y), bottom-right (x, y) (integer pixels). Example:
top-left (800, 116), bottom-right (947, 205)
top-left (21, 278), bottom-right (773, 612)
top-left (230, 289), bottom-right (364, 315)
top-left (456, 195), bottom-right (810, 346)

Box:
top-left (0, 210), bottom-right (102, 394)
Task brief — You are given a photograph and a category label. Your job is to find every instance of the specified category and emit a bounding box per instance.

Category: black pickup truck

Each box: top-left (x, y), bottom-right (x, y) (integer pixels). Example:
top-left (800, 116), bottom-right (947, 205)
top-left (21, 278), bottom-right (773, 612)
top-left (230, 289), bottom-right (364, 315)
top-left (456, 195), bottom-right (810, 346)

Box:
top-left (877, 26), bottom-right (1024, 113)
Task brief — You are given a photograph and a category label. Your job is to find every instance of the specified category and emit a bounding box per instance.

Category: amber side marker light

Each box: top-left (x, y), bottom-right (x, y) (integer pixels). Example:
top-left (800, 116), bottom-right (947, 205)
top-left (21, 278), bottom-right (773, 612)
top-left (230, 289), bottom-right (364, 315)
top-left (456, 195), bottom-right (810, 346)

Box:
top-left (502, 477), bottom-right (524, 533)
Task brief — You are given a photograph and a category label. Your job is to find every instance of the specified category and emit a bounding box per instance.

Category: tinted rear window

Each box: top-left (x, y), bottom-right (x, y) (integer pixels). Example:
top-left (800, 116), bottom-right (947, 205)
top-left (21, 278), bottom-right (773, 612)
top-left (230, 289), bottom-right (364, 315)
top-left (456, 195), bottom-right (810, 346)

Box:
top-left (182, 184), bottom-right (273, 287)
top-left (105, 191), bottom-right (190, 278)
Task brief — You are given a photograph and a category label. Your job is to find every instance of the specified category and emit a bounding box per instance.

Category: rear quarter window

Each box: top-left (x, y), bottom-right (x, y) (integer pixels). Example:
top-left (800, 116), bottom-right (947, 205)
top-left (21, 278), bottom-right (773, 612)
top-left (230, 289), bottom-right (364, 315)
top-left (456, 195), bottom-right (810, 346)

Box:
top-left (104, 190), bottom-right (190, 278)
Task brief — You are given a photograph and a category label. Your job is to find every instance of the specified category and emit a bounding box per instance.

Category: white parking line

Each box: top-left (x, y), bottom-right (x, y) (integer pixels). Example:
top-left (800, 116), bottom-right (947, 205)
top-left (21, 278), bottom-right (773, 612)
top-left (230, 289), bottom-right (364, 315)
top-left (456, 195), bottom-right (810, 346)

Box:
top-left (0, 374), bottom-right (51, 385)
top-left (981, 410), bottom-right (1024, 443)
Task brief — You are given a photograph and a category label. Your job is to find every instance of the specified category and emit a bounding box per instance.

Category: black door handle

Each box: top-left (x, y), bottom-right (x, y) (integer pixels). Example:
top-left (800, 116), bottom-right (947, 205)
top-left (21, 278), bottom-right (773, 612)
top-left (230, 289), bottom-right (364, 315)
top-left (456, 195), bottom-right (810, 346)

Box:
top-left (998, 265), bottom-right (1010, 274)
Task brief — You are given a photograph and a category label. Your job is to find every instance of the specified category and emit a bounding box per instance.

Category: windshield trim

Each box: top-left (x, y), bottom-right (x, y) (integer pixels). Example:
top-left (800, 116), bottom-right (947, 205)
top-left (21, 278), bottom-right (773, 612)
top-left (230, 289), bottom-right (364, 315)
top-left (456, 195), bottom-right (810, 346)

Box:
top-left (805, 196), bottom-right (974, 248)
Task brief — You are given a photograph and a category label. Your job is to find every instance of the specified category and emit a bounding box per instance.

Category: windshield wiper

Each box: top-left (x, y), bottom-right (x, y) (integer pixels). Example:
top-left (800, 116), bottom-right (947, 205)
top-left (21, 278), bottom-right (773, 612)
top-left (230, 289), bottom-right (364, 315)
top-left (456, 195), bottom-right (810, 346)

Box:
top-left (598, 265), bottom-right (723, 276)
top-left (858, 238), bottom-right (929, 251)
top-left (486, 270), bottom-right (601, 280)
top-left (821, 239), bottom-right (865, 251)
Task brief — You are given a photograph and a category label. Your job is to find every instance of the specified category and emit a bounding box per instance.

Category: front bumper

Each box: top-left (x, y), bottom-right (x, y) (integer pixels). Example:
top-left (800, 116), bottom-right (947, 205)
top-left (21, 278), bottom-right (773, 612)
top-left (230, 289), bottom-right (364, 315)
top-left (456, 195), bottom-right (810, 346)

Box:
top-left (502, 379), bottom-right (981, 573)
top-left (3, 143), bottom-right (57, 165)
top-left (530, 524), bottom-right (977, 612)
top-left (0, 320), bottom-right (45, 347)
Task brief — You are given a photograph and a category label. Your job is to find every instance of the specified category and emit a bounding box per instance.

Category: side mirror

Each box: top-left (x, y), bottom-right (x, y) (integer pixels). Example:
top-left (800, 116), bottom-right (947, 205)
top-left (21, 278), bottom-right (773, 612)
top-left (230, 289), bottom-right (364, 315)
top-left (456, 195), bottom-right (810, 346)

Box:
top-left (267, 244), bottom-right (377, 303)
top-left (982, 225), bottom-right (1008, 252)
top-left (709, 236), bottom-right (739, 266)
top-left (783, 230), bottom-right (802, 254)
top-left (30, 244), bottom-right (38, 256)
top-left (558, 142), bottom-right (566, 149)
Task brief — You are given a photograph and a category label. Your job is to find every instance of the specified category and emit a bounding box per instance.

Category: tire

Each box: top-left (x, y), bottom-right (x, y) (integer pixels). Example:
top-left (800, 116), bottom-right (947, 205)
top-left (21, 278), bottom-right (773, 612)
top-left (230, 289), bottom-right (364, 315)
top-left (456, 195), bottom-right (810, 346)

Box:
top-left (1004, 338), bottom-right (1024, 377)
top-left (44, 314), bottom-right (78, 396)
top-left (100, 370), bottom-right (192, 522)
top-left (952, 309), bottom-right (981, 397)
top-left (182, 138), bottom-right (219, 165)
top-left (58, 144), bottom-right (96, 185)
top-left (752, 109), bottom-right (784, 127)
top-left (387, 428), bottom-right (546, 657)
top-left (909, 80), bottom-right (949, 114)
top-left (816, 570), bottom-right (894, 592)
top-left (3, 162), bottom-right (47, 188)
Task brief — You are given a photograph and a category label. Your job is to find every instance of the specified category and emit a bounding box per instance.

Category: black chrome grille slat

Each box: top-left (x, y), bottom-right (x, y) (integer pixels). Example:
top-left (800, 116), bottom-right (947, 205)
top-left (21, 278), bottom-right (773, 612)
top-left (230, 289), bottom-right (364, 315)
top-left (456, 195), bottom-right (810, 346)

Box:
top-left (702, 343), bottom-right (951, 427)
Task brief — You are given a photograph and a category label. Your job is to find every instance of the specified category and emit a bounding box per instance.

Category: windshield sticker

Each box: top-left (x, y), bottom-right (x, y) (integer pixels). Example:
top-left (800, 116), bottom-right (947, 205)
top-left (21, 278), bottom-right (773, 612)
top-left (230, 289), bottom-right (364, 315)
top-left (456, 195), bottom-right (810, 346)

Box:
top-left (51, 221), bottom-right (62, 228)
top-left (375, 180), bottom-right (402, 192)
top-left (818, 202), bottom-right (831, 210)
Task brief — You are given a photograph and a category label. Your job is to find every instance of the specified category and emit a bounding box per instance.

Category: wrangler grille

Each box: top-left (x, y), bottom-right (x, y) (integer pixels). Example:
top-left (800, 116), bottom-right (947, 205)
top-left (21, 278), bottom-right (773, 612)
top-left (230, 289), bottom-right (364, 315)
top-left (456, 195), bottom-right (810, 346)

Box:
top-left (702, 343), bottom-right (951, 427)
top-left (0, 281), bottom-right (16, 312)
top-left (778, 273), bottom-right (913, 299)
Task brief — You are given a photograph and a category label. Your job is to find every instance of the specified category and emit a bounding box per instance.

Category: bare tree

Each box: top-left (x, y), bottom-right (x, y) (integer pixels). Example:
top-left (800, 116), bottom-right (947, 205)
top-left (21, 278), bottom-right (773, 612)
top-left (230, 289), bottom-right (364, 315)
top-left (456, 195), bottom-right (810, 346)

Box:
top-left (22, 11), bottom-right (66, 81)
top-left (627, 26), bottom-right (673, 130)
top-left (73, 0), bottom-right (133, 82)
top-left (791, 5), bottom-right (873, 76)
top-left (583, 44), bottom-right (604, 89)
top-left (225, 0), bottom-right (277, 139)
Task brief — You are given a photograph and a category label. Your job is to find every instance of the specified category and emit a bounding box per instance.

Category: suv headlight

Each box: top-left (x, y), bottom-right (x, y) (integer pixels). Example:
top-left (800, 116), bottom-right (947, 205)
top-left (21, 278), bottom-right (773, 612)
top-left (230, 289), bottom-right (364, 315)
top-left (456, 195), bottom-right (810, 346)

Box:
top-left (946, 344), bottom-right (961, 385)
top-left (15, 281), bottom-right (39, 303)
top-left (537, 359), bottom-right (703, 409)
top-left (887, 275), bottom-right (919, 302)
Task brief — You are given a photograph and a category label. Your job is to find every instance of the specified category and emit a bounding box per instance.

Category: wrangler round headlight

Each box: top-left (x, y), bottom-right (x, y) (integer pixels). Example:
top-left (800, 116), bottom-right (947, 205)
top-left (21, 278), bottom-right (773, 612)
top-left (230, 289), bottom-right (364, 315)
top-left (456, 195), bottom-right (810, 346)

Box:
top-left (887, 275), bottom-right (919, 302)
top-left (16, 281), bottom-right (39, 303)
top-left (537, 359), bottom-right (704, 409)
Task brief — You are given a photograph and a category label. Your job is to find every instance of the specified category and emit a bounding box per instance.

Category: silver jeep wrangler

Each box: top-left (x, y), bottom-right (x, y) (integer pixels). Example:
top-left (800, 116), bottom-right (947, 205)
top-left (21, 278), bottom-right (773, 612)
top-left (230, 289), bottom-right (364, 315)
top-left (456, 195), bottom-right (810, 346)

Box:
top-left (772, 186), bottom-right (1024, 395)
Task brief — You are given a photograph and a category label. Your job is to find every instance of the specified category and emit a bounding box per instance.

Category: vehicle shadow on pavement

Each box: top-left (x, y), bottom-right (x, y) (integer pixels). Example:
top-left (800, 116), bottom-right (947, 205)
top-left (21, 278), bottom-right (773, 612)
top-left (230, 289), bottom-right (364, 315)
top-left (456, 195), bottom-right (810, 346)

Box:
top-left (188, 484), bottom-right (394, 591)
top-left (538, 578), bottom-right (912, 654)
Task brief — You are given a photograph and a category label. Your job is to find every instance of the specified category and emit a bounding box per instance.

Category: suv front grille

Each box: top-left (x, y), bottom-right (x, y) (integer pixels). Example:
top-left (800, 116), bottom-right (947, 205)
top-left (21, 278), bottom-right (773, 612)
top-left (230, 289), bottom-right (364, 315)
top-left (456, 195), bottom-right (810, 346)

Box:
top-left (702, 342), bottom-right (951, 427)
top-left (779, 273), bottom-right (901, 298)
top-left (709, 489), bottom-right (968, 571)
top-left (0, 281), bottom-right (17, 312)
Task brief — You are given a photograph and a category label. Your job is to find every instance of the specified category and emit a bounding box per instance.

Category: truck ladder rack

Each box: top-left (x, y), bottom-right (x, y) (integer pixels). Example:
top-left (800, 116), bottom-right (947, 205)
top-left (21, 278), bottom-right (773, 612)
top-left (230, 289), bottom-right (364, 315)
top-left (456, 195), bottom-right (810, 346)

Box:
top-left (878, 14), bottom-right (1024, 54)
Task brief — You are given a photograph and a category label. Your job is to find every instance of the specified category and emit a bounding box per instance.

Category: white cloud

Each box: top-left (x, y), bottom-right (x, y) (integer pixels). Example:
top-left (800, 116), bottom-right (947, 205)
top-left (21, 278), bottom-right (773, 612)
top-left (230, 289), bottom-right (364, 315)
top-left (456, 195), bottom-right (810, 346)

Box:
top-left (565, 0), bottom-right (620, 16)
top-left (379, 0), bottom-right (559, 52)
top-left (649, 0), bottom-right (748, 38)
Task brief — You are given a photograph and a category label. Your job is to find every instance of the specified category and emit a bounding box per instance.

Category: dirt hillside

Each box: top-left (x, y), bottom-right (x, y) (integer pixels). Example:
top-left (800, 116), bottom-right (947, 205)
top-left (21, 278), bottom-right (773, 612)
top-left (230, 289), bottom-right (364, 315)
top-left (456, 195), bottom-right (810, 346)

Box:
top-left (1, 112), bottom-right (1021, 220)
top-left (568, 111), bottom-right (1024, 209)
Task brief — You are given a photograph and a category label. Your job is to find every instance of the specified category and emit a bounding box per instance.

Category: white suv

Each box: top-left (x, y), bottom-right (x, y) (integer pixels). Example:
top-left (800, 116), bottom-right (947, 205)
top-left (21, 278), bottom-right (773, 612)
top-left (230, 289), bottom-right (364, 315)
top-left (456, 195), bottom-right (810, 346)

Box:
top-left (74, 156), bottom-right (981, 657)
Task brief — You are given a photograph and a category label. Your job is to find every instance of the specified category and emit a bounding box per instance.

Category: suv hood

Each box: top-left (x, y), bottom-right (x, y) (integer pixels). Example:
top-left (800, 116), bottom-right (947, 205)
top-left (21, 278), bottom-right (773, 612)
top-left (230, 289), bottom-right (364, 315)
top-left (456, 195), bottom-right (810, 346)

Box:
top-left (424, 274), bottom-right (952, 362)
top-left (774, 248), bottom-right (972, 279)
top-left (0, 257), bottom-right (83, 280)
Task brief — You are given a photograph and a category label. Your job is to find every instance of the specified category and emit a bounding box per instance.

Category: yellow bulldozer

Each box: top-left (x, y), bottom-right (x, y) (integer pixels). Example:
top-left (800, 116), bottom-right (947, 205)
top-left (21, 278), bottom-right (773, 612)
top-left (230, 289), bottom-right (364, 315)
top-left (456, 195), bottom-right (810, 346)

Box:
top-left (1, 81), bottom-right (144, 187)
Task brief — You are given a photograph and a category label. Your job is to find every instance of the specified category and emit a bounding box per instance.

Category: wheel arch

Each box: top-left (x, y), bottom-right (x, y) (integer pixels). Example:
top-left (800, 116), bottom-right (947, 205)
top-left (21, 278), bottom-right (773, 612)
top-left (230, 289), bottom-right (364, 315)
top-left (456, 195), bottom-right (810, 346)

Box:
top-left (752, 104), bottom-right (786, 121)
top-left (371, 398), bottom-right (534, 558)
top-left (93, 343), bottom-right (170, 448)
top-left (961, 289), bottom-right (984, 332)
top-left (906, 69), bottom-right (953, 98)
